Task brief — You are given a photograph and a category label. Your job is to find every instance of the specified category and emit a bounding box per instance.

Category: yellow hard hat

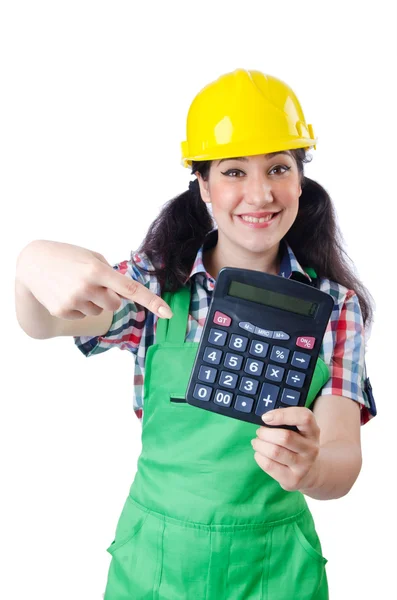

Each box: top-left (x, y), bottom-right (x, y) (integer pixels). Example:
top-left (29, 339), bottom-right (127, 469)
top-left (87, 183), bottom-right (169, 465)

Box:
top-left (181, 68), bottom-right (317, 168)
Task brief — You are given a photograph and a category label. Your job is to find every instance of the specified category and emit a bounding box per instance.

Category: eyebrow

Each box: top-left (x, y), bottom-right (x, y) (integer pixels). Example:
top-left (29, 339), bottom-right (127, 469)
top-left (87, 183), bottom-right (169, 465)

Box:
top-left (217, 152), bottom-right (291, 166)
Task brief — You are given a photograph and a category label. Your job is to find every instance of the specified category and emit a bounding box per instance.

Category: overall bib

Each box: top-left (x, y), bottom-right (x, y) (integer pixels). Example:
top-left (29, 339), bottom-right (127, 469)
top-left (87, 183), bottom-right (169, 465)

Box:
top-left (104, 284), bottom-right (330, 600)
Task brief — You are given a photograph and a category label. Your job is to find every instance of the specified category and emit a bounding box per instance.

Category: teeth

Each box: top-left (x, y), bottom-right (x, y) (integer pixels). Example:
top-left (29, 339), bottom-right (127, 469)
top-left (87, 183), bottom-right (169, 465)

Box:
top-left (240, 214), bottom-right (274, 223)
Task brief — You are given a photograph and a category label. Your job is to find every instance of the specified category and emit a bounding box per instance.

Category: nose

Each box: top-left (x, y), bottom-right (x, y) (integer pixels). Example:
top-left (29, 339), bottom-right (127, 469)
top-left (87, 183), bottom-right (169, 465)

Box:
top-left (244, 176), bottom-right (274, 207)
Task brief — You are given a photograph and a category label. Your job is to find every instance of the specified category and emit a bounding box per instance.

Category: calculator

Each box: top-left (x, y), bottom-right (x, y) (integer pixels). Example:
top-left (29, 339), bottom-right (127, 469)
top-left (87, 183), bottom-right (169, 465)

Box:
top-left (185, 267), bottom-right (334, 428)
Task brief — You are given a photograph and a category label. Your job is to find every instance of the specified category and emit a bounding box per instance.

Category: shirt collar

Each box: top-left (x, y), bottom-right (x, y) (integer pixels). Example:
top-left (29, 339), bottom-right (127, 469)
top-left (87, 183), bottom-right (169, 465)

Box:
top-left (185, 228), bottom-right (312, 289)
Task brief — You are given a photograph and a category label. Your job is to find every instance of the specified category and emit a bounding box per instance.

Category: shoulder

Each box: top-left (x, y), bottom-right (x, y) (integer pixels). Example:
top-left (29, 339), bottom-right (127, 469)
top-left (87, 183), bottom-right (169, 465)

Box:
top-left (317, 277), bottom-right (359, 309)
top-left (317, 277), bottom-right (365, 342)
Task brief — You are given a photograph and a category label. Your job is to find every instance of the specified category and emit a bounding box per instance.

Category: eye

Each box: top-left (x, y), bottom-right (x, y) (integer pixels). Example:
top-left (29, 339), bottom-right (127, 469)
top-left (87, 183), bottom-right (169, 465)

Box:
top-left (270, 165), bottom-right (291, 175)
top-left (221, 169), bottom-right (244, 177)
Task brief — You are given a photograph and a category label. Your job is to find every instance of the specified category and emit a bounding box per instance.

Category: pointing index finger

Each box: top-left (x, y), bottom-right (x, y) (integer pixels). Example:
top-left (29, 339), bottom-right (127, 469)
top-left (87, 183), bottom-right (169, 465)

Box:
top-left (102, 266), bottom-right (173, 319)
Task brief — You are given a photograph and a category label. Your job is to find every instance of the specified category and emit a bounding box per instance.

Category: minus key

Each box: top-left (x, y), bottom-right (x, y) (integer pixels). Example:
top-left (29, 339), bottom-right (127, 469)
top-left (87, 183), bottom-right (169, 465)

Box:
top-left (281, 388), bottom-right (301, 406)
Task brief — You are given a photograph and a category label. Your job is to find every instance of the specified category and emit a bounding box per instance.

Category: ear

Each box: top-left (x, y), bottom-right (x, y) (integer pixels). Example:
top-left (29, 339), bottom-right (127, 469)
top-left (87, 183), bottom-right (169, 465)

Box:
top-left (196, 172), bottom-right (211, 203)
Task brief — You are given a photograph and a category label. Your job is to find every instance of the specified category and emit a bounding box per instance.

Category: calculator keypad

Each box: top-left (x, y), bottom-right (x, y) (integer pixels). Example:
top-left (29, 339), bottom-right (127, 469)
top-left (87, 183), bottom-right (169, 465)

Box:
top-left (193, 311), bottom-right (318, 419)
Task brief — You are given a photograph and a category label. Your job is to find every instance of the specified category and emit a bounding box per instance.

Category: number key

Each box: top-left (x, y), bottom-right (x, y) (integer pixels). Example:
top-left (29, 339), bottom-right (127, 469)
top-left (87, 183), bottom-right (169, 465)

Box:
top-left (239, 377), bottom-right (258, 395)
top-left (219, 371), bottom-right (238, 389)
top-left (208, 328), bottom-right (227, 346)
top-left (224, 353), bottom-right (243, 370)
top-left (203, 347), bottom-right (222, 365)
top-left (249, 340), bottom-right (269, 358)
top-left (193, 384), bottom-right (212, 402)
top-left (244, 358), bottom-right (264, 376)
top-left (229, 334), bottom-right (248, 352)
top-left (198, 366), bottom-right (217, 383)
top-left (213, 390), bottom-right (233, 407)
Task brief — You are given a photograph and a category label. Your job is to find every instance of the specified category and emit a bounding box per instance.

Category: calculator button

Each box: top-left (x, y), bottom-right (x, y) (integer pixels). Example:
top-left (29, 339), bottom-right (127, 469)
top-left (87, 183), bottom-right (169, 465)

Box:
top-left (273, 331), bottom-right (290, 340)
top-left (296, 336), bottom-right (316, 350)
top-left (281, 388), bottom-right (301, 405)
top-left (256, 383), bottom-right (279, 415)
top-left (193, 384), bottom-right (212, 402)
top-left (208, 328), bottom-right (227, 346)
top-left (198, 366), bottom-right (217, 383)
top-left (203, 347), bottom-right (223, 365)
top-left (213, 311), bottom-right (232, 327)
top-left (229, 334), bottom-right (248, 352)
top-left (286, 370), bottom-right (306, 388)
top-left (254, 327), bottom-right (273, 338)
top-left (219, 371), bottom-right (238, 389)
top-left (270, 346), bottom-right (290, 364)
top-left (265, 364), bottom-right (285, 383)
top-left (291, 351), bottom-right (311, 370)
top-left (213, 390), bottom-right (233, 407)
top-left (249, 340), bottom-right (269, 358)
top-left (239, 322), bottom-right (255, 333)
top-left (244, 359), bottom-right (264, 377)
top-left (224, 353), bottom-right (243, 370)
top-left (235, 395), bottom-right (254, 413)
top-left (239, 377), bottom-right (259, 395)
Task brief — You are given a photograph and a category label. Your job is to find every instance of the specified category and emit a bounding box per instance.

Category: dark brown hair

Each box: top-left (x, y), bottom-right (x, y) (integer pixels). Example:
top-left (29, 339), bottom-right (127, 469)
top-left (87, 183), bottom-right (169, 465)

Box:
top-left (131, 149), bottom-right (374, 327)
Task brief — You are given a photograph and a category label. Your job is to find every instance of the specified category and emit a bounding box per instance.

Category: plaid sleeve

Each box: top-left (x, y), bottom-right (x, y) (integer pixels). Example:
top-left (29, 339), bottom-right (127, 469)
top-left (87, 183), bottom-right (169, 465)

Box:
top-left (73, 253), bottom-right (148, 358)
top-left (320, 290), bottom-right (373, 423)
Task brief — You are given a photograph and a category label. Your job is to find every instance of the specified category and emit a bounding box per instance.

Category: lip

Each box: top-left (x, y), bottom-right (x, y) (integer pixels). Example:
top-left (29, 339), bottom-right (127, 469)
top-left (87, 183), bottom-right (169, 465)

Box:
top-left (235, 211), bottom-right (281, 228)
top-left (237, 212), bottom-right (279, 217)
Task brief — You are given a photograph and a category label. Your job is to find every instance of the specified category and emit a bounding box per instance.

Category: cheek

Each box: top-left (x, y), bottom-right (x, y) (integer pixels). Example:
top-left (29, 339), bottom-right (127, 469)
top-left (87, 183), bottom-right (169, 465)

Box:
top-left (210, 188), bottom-right (241, 214)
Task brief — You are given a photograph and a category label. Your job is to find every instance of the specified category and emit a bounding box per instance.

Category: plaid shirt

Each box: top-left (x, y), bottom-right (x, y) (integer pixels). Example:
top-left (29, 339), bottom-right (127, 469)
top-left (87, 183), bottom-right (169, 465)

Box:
top-left (74, 229), bottom-right (373, 426)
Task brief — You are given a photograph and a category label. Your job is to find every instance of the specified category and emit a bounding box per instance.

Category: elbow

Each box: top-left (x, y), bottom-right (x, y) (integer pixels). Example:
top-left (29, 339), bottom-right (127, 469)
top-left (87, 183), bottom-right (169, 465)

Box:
top-left (339, 451), bottom-right (363, 498)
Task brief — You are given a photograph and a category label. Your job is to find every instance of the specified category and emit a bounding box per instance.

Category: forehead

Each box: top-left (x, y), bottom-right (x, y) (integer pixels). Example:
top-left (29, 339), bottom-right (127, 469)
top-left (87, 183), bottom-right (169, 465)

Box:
top-left (216, 151), bottom-right (292, 166)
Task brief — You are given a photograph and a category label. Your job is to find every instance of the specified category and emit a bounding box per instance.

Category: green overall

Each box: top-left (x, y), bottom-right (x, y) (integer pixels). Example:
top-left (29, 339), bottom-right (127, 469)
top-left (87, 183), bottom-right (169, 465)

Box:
top-left (104, 284), bottom-right (331, 600)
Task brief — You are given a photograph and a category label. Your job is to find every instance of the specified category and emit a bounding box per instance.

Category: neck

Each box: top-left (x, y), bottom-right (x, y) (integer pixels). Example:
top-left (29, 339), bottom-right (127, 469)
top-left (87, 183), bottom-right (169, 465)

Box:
top-left (203, 235), bottom-right (281, 280)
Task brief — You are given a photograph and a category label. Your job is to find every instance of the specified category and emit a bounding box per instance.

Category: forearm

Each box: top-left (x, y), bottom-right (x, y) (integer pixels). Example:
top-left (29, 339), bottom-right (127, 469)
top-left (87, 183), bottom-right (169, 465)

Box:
top-left (15, 242), bottom-right (58, 339)
top-left (299, 440), bottom-right (362, 500)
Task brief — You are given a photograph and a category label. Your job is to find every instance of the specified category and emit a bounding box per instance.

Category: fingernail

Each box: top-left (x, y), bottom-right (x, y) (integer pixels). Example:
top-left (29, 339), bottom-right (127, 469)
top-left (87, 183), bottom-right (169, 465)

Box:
top-left (158, 306), bottom-right (173, 319)
top-left (262, 412), bottom-right (274, 422)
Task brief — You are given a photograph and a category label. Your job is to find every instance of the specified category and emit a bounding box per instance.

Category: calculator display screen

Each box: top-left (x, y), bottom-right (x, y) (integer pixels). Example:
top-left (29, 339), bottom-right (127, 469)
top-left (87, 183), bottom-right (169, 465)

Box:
top-left (228, 281), bottom-right (319, 318)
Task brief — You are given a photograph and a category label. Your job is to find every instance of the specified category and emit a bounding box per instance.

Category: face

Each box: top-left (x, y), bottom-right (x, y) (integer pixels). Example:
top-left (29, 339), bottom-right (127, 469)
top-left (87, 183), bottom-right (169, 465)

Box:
top-left (196, 152), bottom-right (302, 258)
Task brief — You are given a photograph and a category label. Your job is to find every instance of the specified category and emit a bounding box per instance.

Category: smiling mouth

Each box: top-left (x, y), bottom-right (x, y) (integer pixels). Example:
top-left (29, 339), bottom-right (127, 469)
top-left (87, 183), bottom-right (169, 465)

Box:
top-left (238, 213), bottom-right (279, 223)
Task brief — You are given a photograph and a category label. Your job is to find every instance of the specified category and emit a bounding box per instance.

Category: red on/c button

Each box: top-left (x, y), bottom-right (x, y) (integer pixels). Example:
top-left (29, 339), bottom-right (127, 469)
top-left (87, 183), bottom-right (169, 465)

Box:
top-left (213, 311), bottom-right (232, 327)
top-left (296, 336), bottom-right (316, 350)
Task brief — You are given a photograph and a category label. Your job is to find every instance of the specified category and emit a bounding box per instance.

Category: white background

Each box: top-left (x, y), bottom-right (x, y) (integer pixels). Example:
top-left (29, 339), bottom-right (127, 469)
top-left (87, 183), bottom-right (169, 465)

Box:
top-left (2, 1), bottom-right (396, 598)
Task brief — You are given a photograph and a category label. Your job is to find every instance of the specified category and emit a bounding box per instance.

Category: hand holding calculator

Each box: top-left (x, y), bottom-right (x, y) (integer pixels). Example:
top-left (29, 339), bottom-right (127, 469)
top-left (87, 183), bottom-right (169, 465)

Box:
top-left (186, 267), bottom-right (334, 429)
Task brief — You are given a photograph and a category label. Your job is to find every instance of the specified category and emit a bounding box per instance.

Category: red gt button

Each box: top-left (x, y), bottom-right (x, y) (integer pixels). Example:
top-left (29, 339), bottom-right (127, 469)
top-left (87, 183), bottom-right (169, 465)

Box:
top-left (213, 311), bottom-right (232, 327)
top-left (296, 336), bottom-right (316, 350)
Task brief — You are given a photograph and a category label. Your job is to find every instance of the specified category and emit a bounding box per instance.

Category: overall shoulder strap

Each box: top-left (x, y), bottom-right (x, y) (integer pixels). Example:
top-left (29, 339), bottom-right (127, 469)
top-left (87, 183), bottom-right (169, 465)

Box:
top-left (155, 284), bottom-right (191, 344)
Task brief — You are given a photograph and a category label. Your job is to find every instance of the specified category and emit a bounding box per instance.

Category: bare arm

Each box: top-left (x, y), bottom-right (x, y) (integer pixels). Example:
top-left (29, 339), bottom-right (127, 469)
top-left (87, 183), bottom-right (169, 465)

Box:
top-left (15, 240), bottom-right (172, 339)
top-left (299, 395), bottom-right (362, 500)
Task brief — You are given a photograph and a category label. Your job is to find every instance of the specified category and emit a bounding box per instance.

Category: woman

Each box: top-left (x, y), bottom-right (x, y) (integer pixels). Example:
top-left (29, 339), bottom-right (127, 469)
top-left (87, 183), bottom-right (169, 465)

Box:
top-left (90, 69), bottom-right (375, 599)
